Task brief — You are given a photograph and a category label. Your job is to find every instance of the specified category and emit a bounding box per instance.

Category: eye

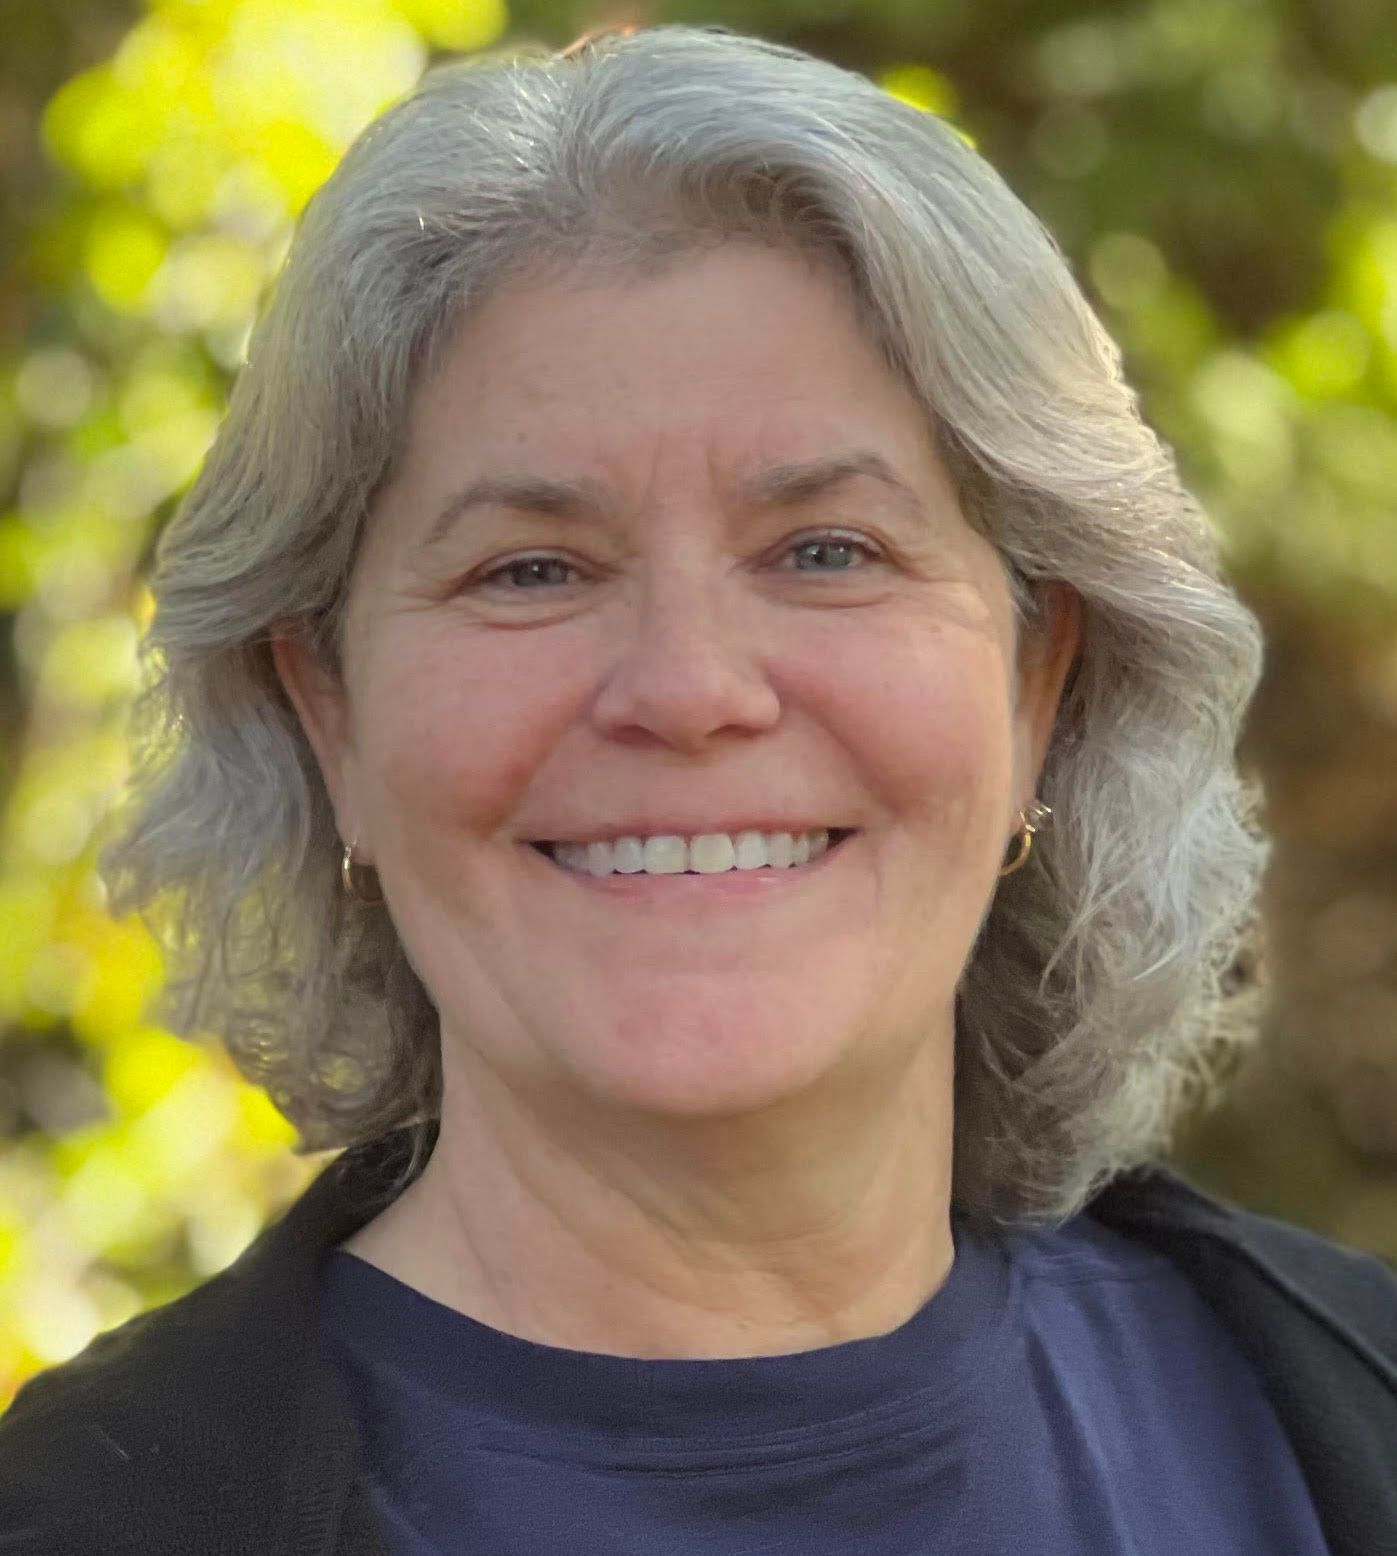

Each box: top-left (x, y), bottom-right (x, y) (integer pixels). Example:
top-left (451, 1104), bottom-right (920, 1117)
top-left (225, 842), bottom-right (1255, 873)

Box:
top-left (473, 554), bottom-right (582, 591)
top-left (782, 531), bottom-right (884, 572)
top-left (465, 529), bottom-right (885, 596)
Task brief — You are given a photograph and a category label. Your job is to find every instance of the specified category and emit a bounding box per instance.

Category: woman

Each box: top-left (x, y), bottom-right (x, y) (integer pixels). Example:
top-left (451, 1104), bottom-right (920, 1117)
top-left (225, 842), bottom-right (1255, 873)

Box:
top-left (3, 23), bottom-right (1394, 1556)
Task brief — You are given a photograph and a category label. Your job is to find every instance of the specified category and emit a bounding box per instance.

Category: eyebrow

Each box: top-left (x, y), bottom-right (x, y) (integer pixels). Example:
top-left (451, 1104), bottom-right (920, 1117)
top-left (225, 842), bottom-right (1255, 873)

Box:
top-left (417, 449), bottom-right (927, 551)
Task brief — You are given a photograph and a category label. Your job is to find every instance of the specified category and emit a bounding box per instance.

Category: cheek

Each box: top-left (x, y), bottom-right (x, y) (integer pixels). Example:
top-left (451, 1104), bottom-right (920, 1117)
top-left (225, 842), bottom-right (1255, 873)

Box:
top-left (350, 608), bottom-right (1012, 853)
top-left (793, 620), bottom-right (1013, 837)
top-left (354, 623), bottom-right (582, 839)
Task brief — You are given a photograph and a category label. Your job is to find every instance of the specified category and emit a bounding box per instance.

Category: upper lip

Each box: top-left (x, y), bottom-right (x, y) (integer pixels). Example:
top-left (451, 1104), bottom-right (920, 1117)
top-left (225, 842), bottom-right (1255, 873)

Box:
top-left (527, 820), bottom-right (855, 845)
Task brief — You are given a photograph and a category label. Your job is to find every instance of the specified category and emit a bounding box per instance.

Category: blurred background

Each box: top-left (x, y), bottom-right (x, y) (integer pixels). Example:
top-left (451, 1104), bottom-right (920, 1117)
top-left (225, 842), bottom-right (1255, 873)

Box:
top-left (1, 0), bottom-right (1396, 1408)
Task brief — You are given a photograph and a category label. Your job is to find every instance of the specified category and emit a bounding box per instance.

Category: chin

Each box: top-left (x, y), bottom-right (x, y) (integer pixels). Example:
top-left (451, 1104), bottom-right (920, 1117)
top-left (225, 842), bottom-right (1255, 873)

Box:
top-left (559, 994), bottom-right (859, 1119)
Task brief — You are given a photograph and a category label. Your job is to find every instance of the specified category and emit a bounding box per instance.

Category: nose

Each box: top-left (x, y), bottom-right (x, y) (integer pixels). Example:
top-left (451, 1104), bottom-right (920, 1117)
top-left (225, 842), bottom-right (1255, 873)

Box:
top-left (590, 563), bottom-right (781, 752)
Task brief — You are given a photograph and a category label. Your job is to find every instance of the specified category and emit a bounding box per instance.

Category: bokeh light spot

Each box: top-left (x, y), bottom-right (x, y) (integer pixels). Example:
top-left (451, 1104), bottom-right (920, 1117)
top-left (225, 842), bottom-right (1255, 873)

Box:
top-left (83, 210), bottom-right (168, 315)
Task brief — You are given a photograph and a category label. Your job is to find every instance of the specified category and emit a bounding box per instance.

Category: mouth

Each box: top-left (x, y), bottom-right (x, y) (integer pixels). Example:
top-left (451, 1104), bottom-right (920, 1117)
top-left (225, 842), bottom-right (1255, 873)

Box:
top-left (522, 827), bottom-right (852, 877)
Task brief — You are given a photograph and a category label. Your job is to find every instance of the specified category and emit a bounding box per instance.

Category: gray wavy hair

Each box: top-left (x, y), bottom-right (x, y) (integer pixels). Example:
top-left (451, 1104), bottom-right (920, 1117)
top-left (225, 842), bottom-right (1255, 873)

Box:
top-left (98, 23), bottom-right (1271, 1230)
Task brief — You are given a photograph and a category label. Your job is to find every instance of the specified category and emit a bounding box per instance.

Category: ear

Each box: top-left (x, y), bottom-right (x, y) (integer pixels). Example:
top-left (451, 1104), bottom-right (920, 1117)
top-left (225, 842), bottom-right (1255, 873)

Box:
top-left (1013, 582), bottom-right (1082, 801)
top-left (269, 623), bottom-right (368, 858)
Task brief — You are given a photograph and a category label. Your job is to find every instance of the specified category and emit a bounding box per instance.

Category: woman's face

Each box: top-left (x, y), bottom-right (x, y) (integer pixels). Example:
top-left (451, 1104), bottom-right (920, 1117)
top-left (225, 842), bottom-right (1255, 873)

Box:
top-left (276, 242), bottom-right (1080, 1122)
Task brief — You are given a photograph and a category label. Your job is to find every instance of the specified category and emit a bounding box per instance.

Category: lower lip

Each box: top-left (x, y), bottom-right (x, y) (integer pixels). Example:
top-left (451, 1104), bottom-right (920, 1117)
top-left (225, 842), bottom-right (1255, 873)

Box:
top-left (525, 835), bottom-right (855, 899)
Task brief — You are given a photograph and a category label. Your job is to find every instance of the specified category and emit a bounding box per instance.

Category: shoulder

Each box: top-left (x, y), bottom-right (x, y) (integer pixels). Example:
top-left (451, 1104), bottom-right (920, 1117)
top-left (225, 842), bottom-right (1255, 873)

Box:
top-left (1088, 1162), bottom-right (1397, 1374)
top-left (0, 1276), bottom-right (231, 1549)
top-left (0, 1147), bottom-right (375, 1556)
top-left (0, 1197), bottom-right (328, 1556)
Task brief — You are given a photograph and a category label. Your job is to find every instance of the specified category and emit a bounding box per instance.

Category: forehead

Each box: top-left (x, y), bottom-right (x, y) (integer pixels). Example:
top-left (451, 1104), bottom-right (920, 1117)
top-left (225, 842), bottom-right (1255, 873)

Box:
top-left (398, 242), bottom-right (931, 479)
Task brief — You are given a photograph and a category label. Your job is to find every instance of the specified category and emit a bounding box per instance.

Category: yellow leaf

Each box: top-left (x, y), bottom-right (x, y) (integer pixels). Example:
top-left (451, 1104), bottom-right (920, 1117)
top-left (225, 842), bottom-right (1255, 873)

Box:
top-left (103, 1026), bottom-right (204, 1119)
top-left (72, 918), bottom-right (166, 1046)
top-left (42, 67), bottom-right (159, 190)
top-left (881, 64), bottom-right (959, 118)
top-left (84, 209), bottom-right (168, 315)
top-left (394, 0), bottom-right (507, 52)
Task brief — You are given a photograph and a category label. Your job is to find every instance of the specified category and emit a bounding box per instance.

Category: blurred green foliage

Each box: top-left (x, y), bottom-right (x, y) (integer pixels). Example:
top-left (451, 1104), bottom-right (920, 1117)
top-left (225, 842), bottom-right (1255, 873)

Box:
top-left (1, 0), bottom-right (1395, 1404)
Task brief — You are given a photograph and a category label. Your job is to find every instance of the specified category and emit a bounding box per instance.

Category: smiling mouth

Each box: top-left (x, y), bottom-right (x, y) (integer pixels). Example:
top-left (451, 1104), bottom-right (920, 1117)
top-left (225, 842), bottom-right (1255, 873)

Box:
top-left (528, 827), bottom-right (852, 877)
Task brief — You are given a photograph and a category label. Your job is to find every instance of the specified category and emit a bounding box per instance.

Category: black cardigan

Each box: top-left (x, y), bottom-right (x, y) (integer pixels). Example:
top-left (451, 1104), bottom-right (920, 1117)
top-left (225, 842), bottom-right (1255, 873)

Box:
top-left (2, 1126), bottom-right (1395, 1556)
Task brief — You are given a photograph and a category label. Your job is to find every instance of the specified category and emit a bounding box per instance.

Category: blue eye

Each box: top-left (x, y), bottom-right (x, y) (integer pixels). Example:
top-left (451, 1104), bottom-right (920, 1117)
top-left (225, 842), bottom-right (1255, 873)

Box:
top-left (788, 534), bottom-right (881, 571)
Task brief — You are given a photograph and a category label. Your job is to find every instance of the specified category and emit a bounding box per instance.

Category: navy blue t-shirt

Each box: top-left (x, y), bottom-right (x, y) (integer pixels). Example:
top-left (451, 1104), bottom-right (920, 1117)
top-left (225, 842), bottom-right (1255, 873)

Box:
top-left (316, 1210), bottom-right (1330, 1554)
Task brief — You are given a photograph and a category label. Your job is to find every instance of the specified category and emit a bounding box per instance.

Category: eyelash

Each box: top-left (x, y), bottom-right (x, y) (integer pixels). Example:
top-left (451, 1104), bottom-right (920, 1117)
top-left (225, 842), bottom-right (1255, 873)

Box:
top-left (470, 531), bottom-right (886, 593)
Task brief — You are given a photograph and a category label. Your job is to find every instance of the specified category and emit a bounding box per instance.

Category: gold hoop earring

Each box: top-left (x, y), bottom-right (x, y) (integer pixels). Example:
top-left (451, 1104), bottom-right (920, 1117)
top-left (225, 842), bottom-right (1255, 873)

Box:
top-left (341, 838), bottom-right (384, 903)
top-left (998, 800), bottom-right (1052, 878)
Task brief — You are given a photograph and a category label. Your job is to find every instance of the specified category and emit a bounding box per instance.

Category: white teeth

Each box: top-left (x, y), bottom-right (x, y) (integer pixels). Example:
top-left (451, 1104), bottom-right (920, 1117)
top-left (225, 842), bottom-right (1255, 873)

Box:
top-left (611, 836), bottom-right (645, 873)
top-left (733, 830), bottom-right (768, 870)
top-left (641, 835), bottom-right (687, 874)
top-left (689, 833), bottom-right (736, 873)
top-left (546, 828), bottom-right (837, 877)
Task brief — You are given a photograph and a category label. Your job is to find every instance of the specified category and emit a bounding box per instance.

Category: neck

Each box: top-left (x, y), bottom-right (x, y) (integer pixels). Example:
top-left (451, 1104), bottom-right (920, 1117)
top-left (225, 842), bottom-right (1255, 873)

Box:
top-left (340, 1033), bottom-right (957, 1360)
